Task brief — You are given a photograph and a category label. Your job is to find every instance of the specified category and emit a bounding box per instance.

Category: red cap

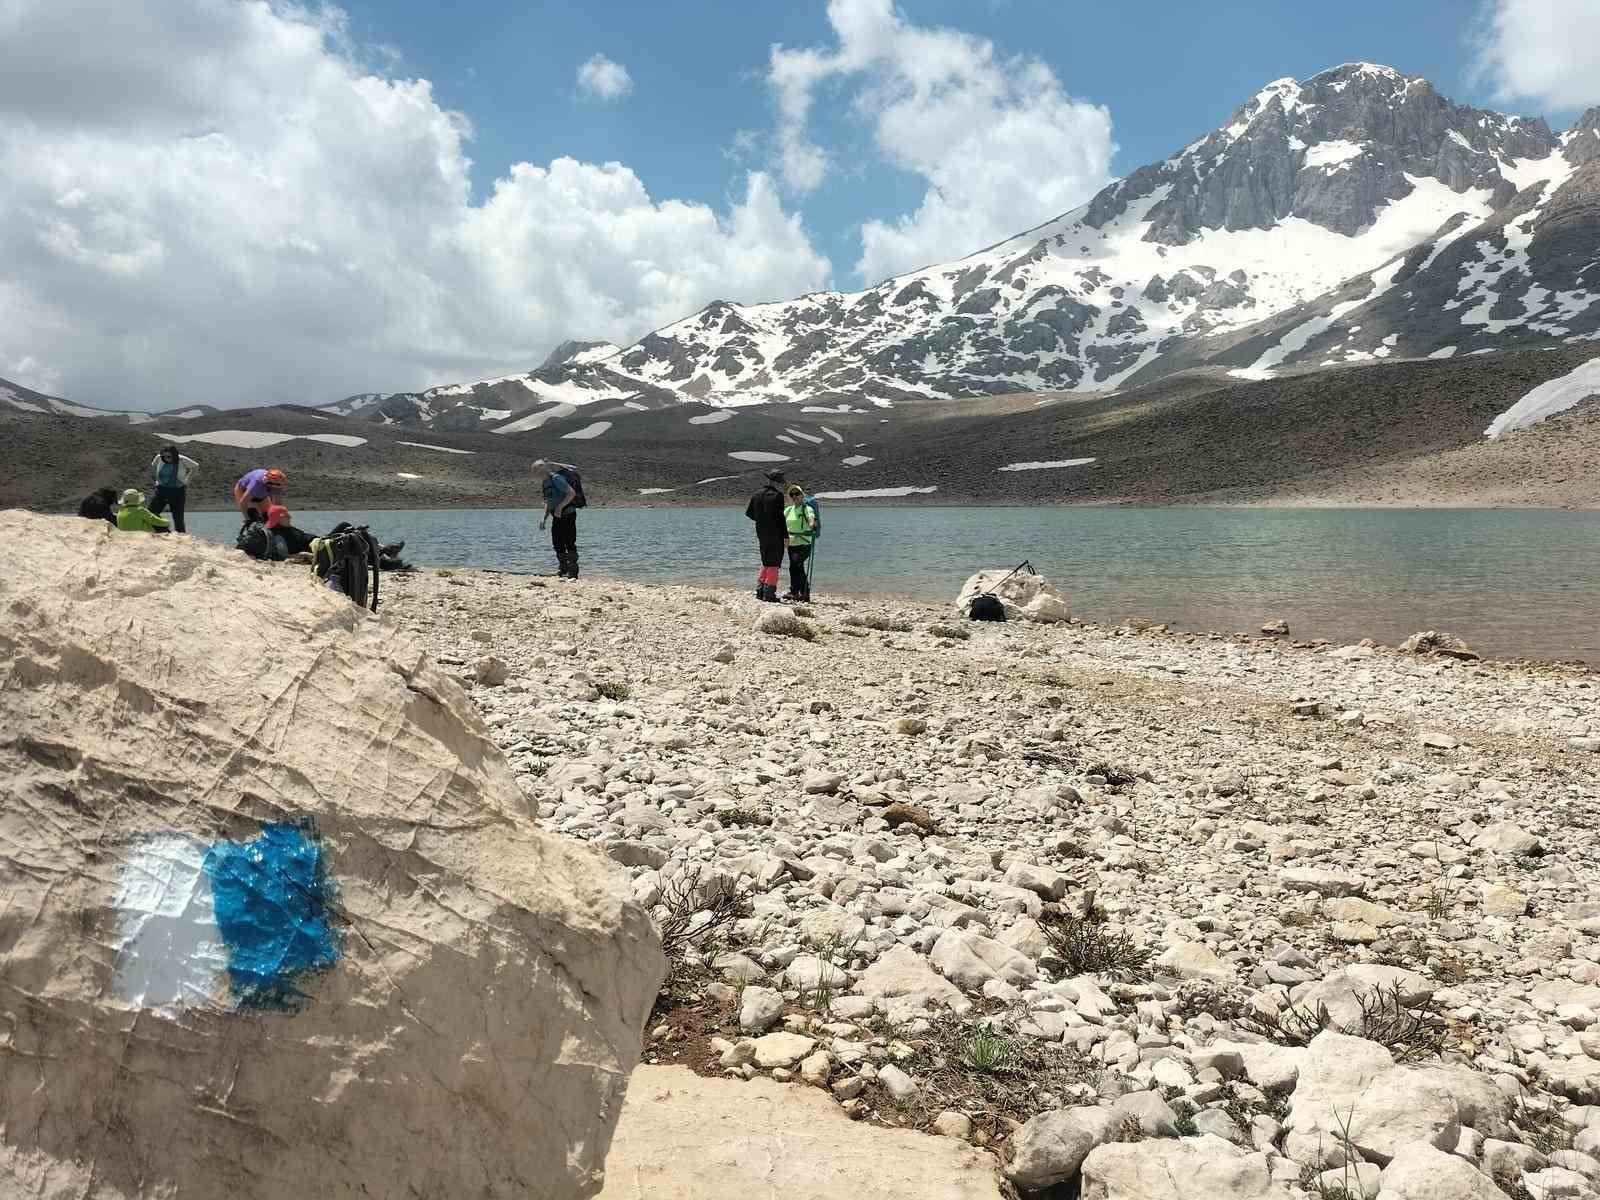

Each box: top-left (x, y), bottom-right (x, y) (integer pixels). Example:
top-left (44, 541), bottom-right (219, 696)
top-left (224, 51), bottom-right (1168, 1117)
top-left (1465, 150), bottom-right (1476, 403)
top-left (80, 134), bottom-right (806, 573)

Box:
top-left (264, 504), bottom-right (291, 529)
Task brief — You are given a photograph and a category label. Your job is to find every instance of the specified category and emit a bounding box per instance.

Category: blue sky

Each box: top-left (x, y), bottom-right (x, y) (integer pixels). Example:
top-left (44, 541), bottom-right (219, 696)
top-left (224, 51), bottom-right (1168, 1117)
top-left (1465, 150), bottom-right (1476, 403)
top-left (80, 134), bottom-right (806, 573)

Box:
top-left (2, 0), bottom-right (1596, 407)
top-left (332, 0), bottom-right (1586, 284)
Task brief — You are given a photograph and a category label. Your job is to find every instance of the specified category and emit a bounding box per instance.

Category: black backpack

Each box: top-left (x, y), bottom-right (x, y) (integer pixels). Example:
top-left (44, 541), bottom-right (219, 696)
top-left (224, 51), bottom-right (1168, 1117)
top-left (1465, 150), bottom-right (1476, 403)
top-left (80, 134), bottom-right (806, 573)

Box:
top-left (543, 467), bottom-right (588, 510)
top-left (236, 521), bottom-right (287, 562)
top-left (312, 525), bottom-right (381, 612)
top-left (967, 594), bottom-right (1006, 622)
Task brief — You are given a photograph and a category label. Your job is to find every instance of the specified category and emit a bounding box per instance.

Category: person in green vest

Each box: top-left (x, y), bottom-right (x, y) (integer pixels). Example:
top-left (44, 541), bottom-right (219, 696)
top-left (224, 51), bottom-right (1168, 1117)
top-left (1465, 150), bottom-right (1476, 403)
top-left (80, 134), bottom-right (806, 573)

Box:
top-left (781, 483), bottom-right (816, 602)
top-left (114, 488), bottom-right (171, 534)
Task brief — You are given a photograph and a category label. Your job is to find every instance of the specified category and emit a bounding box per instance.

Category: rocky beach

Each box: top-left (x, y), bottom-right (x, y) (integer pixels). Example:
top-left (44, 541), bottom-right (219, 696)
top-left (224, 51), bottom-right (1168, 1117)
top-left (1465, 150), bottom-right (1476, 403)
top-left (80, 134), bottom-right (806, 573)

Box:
top-left (377, 565), bottom-right (1600, 1198)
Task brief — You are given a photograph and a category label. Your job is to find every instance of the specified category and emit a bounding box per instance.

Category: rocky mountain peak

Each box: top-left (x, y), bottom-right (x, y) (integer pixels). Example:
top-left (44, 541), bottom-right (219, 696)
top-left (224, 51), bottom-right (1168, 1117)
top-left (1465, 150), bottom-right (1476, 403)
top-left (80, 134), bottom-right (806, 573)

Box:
top-left (1105, 62), bottom-right (1561, 246)
top-left (540, 339), bottom-right (619, 369)
top-left (1566, 107), bottom-right (1600, 166)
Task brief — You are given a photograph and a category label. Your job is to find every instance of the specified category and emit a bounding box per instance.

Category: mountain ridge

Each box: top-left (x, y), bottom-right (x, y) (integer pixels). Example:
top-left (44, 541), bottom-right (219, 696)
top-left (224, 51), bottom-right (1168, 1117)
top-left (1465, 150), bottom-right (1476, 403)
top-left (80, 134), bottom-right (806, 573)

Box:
top-left (6, 62), bottom-right (1597, 437)
top-left (296, 61), bottom-right (1597, 432)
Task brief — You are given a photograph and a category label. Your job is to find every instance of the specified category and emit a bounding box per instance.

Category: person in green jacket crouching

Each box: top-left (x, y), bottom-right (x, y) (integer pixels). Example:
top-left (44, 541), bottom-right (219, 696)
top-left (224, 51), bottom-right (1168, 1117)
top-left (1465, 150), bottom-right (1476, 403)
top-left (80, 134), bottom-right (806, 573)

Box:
top-left (114, 489), bottom-right (171, 534)
top-left (782, 483), bottom-right (816, 602)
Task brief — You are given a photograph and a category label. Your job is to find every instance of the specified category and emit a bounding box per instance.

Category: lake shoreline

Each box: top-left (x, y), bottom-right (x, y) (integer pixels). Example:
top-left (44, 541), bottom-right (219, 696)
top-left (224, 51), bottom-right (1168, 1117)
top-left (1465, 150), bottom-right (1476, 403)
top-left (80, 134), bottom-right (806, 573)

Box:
top-left (128, 498), bottom-right (1598, 513)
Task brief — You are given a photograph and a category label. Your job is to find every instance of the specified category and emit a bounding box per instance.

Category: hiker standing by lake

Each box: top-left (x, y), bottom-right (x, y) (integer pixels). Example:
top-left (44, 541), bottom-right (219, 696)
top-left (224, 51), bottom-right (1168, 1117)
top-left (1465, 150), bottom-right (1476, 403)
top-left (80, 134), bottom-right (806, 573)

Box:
top-left (782, 483), bottom-right (817, 602)
top-left (148, 445), bottom-right (198, 533)
top-left (745, 470), bottom-right (787, 603)
top-left (538, 463), bottom-right (584, 579)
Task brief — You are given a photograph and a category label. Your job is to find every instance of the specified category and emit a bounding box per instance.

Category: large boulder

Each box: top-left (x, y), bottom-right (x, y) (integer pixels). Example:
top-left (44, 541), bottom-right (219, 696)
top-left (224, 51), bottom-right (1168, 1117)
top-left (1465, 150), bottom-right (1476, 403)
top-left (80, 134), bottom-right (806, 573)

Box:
top-left (1007, 1107), bottom-right (1120, 1191)
top-left (954, 568), bottom-right (1070, 623)
top-left (597, 1066), bottom-right (1006, 1199)
top-left (1285, 1032), bottom-right (1506, 1168)
top-left (1080, 1135), bottom-right (1291, 1198)
top-left (0, 515), bottom-right (665, 1198)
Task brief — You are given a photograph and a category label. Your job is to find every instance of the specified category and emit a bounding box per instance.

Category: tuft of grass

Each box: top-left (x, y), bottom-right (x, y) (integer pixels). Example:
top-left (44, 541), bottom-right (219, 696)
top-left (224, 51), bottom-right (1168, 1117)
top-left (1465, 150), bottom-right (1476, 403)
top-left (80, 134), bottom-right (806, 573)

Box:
top-left (1114, 1115), bottom-right (1145, 1143)
top-left (957, 1025), bottom-right (1016, 1074)
top-left (1513, 1093), bottom-right (1574, 1155)
top-left (1038, 907), bottom-right (1153, 979)
top-left (595, 679), bottom-right (631, 702)
top-left (842, 612), bottom-right (914, 632)
top-left (799, 978), bottom-right (835, 1011)
top-left (1426, 888), bottom-right (1451, 921)
top-left (927, 623), bottom-right (971, 641)
top-left (716, 805), bottom-right (772, 829)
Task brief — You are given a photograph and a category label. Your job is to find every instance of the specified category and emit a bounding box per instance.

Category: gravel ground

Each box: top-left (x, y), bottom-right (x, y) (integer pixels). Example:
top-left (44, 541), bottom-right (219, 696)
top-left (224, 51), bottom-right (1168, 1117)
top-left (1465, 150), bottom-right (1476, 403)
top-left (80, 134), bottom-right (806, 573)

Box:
top-left (383, 568), bottom-right (1600, 1199)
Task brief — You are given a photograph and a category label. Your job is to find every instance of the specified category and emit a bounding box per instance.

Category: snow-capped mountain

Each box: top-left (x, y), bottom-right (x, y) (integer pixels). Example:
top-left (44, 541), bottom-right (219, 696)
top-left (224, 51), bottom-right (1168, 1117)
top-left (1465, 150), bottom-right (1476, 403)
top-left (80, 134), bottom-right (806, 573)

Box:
top-left (316, 354), bottom-right (676, 433)
top-left (0, 377), bottom-right (216, 424)
top-left (308, 62), bottom-right (1598, 429)
top-left (589, 63), bottom-right (1596, 404)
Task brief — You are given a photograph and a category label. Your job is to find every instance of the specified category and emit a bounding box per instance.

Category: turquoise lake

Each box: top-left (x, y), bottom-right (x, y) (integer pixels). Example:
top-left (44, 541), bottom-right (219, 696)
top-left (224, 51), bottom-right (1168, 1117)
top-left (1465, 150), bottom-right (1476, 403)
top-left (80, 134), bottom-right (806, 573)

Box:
top-left (185, 505), bottom-right (1600, 664)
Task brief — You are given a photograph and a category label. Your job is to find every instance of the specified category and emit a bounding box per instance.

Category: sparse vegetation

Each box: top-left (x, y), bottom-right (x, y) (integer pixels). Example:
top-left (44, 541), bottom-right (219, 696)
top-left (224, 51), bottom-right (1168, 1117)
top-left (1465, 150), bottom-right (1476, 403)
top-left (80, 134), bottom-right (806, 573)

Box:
top-left (926, 623), bottom-right (971, 641)
top-left (1513, 1093), bottom-right (1574, 1155)
top-left (956, 1024), bottom-right (1016, 1075)
top-left (715, 805), bottom-right (772, 829)
top-left (594, 679), bottom-right (631, 702)
top-left (1038, 907), bottom-right (1153, 979)
top-left (843, 613), bottom-right (914, 633)
top-left (655, 865), bottom-right (750, 979)
top-left (1246, 983), bottom-right (1445, 1061)
top-left (892, 1012), bottom-right (1106, 1139)
top-left (1426, 888), bottom-right (1451, 921)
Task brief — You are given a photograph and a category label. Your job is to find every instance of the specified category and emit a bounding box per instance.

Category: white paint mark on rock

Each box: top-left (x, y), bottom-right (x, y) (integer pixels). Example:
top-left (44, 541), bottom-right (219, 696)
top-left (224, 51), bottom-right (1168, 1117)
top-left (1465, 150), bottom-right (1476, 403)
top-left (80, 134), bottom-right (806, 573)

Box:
top-left (113, 835), bottom-right (228, 1010)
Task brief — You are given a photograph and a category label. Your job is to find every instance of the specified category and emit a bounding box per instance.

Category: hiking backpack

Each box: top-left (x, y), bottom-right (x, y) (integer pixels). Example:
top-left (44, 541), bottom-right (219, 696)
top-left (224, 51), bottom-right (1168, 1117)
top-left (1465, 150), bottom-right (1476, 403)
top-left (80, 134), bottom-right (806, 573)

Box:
top-left (312, 525), bottom-right (381, 612)
top-left (236, 521), bottom-right (288, 562)
top-left (542, 467), bottom-right (588, 510)
top-left (967, 594), bottom-right (1006, 622)
top-left (804, 494), bottom-right (821, 537)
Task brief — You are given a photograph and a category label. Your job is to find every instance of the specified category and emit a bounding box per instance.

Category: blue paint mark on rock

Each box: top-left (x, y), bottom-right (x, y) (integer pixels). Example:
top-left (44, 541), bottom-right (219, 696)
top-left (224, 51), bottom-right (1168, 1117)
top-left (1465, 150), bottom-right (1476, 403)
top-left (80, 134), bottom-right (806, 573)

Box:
top-left (203, 823), bottom-right (338, 1009)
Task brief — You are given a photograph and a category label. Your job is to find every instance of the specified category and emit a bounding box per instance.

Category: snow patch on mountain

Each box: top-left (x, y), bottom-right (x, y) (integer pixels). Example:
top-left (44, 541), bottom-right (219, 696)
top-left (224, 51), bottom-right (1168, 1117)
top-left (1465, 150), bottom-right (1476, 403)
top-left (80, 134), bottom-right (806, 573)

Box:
top-left (155, 431), bottom-right (368, 449)
top-left (493, 403), bottom-right (578, 434)
top-left (1486, 356), bottom-right (1600, 438)
top-left (998, 458), bottom-right (1097, 471)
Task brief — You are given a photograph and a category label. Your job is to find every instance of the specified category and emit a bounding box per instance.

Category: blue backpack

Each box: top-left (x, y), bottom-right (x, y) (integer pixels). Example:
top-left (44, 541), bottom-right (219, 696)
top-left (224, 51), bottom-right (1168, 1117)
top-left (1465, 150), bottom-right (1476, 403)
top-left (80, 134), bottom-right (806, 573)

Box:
top-left (804, 494), bottom-right (821, 538)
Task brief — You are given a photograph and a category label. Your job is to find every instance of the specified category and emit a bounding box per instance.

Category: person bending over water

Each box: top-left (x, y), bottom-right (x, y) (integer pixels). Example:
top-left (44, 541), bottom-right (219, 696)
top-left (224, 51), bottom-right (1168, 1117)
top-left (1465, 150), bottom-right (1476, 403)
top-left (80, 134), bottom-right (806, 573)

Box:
top-left (233, 467), bottom-right (286, 519)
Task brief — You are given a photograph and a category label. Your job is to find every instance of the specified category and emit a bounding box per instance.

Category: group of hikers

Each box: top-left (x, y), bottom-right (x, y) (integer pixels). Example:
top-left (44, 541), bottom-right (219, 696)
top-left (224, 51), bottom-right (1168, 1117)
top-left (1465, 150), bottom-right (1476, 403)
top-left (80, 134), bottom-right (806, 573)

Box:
top-left (79, 451), bottom-right (819, 606)
top-left (76, 445), bottom-right (200, 534)
top-left (77, 450), bottom-right (409, 610)
top-left (534, 463), bottom-right (820, 601)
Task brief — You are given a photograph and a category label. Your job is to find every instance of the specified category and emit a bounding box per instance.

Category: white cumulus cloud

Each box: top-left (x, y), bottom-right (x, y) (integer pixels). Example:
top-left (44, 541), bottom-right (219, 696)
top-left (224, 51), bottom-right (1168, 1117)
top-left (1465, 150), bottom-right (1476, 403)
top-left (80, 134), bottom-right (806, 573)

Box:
top-left (577, 53), bottom-right (633, 100)
top-left (768, 0), bottom-right (1115, 283)
top-left (1475, 0), bottom-right (1600, 111)
top-left (0, 1), bottom-right (829, 409)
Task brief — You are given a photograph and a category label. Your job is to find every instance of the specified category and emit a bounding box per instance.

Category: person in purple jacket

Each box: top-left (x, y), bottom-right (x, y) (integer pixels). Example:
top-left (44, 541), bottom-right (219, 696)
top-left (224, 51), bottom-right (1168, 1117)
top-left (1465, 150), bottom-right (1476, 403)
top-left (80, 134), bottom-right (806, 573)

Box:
top-left (233, 467), bottom-right (286, 520)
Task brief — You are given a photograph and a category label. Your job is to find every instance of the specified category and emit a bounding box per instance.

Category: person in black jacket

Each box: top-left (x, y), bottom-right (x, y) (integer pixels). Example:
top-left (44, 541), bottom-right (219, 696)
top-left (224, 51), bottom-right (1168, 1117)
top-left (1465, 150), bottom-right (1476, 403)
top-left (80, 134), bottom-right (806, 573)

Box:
top-left (744, 471), bottom-right (788, 602)
top-left (77, 487), bottom-right (119, 527)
